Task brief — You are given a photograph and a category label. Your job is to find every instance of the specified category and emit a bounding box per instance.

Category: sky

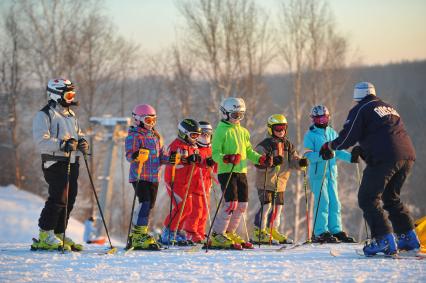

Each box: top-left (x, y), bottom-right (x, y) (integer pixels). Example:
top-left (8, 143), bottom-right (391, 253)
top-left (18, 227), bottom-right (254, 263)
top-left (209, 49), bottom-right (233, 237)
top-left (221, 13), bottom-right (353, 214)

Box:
top-left (104, 0), bottom-right (426, 66)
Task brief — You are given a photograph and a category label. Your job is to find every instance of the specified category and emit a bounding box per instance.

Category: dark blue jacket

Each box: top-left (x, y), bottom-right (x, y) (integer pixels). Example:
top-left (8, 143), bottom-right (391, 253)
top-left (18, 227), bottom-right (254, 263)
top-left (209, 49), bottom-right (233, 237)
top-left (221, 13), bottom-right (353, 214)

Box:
top-left (330, 95), bottom-right (416, 164)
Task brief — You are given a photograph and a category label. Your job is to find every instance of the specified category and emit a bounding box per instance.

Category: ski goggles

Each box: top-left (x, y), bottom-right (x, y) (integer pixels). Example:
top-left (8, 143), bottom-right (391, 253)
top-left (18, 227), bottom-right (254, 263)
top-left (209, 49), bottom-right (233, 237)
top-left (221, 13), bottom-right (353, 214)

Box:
top-left (312, 115), bottom-right (329, 125)
top-left (229, 111), bottom-right (245, 120)
top-left (188, 132), bottom-right (201, 139)
top-left (132, 114), bottom-right (157, 126)
top-left (63, 91), bottom-right (76, 102)
top-left (272, 124), bottom-right (287, 132)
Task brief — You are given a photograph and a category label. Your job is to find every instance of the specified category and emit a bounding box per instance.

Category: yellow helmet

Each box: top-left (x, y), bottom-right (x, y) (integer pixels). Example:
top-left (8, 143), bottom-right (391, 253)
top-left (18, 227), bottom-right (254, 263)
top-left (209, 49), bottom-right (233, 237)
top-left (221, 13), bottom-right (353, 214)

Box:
top-left (267, 114), bottom-right (288, 136)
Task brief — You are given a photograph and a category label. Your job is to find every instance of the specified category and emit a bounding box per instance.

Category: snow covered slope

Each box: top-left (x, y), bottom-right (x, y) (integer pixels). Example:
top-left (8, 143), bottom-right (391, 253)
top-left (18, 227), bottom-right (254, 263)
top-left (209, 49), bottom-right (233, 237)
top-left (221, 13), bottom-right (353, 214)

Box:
top-left (0, 185), bottom-right (425, 282)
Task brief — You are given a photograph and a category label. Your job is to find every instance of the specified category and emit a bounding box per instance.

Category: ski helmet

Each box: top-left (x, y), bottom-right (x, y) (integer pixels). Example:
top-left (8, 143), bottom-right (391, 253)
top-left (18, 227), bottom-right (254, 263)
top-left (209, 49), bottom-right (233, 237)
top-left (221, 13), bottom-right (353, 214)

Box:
top-left (310, 105), bottom-right (330, 126)
top-left (220, 97), bottom-right (246, 121)
top-left (197, 121), bottom-right (213, 147)
top-left (353, 81), bottom-right (376, 102)
top-left (267, 114), bottom-right (288, 137)
top-left (132, 104), bottom-right (157, 127)
top-left (46, 78), bottom-right (76, 105)
top-left (178, 118), bottom-right (201, 145)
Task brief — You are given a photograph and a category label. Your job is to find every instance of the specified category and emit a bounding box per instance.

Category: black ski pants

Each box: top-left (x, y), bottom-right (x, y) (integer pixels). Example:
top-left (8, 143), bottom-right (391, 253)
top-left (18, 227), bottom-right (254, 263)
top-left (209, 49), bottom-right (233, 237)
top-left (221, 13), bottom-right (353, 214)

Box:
top-left (218, 172), bottom-right (248, 202)
top-left (358, 160), bottom-right (415, 238)
top-left (38, 161), bottom-right (79, 233)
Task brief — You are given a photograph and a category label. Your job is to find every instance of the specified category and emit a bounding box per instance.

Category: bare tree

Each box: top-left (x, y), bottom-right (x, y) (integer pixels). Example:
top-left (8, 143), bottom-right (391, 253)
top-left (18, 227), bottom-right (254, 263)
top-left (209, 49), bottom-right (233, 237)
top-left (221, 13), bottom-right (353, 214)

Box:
top-left (177, 0), bottom-right (275, 127)
top-left (277, 0), bottom-right (349, 241)
top-left (0, 7), bottom-right (24, 188)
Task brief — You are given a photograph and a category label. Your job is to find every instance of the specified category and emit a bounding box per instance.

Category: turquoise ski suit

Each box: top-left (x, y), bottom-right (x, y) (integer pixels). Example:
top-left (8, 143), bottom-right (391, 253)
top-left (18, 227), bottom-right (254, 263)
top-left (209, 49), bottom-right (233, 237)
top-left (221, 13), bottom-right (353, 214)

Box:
top-left (303, 125), bottom-right (351, 236)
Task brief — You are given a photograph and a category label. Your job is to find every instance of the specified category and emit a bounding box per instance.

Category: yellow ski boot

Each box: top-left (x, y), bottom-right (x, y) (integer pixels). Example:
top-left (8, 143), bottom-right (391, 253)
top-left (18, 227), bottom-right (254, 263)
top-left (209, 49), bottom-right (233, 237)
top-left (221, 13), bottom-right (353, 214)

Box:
top-left (31, 229), bottom-right (71, 251)
top-left (270, 227), bottom-right (293, 244)
top-left (252, 226), bottom-right (279, 245)
top-left (130, 226), bottom-right (161, 250)
top-left (208, 232), bottom-right (242, 250)
top-left (226, 231), bottom-right (254, 249)
top-left (55, 233), bottom-right (84, 251)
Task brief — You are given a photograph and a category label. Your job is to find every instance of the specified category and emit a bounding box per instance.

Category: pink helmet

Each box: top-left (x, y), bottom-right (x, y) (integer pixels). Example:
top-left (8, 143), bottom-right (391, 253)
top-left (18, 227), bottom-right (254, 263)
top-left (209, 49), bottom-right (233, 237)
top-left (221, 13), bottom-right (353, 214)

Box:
top-left (132, 104), bottom-right (156, 126)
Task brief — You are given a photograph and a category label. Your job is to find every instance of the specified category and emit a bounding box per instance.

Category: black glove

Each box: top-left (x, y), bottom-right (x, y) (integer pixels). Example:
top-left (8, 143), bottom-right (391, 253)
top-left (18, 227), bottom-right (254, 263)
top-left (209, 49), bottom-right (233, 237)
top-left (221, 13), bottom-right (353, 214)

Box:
top-left (206, 157), bottom-right (216, 167)
top-left (273, 156), bottom-right (283, 166)
top-left (131, 151), bottom-right (139, 160)
top-left (187, 153), bottom-right (202, 164)
top-left (169, 152), bottom-right (177, 165)
top-left (77, 138), bottom-right (89, 155)
top-left (299, 158), bottom-right (308, 168)
top-left (319, 142), bottom-right (334, 160)
top-left (351, 146), bottom-right (364, 163)
top-left (61, 138), bottom-right (78, 153)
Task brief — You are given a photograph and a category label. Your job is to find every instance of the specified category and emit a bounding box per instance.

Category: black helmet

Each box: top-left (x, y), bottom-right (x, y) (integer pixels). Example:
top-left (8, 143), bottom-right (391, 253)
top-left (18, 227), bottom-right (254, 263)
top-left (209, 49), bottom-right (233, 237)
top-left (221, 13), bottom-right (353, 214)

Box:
top-left (178, 118), bottom-right (201, 145)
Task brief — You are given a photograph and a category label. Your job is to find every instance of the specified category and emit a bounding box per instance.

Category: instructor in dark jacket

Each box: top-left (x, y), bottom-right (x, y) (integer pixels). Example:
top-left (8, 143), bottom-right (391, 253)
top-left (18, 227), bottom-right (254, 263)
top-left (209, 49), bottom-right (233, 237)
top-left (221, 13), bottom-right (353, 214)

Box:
top-left (319, 81), bottom-right (420, 256)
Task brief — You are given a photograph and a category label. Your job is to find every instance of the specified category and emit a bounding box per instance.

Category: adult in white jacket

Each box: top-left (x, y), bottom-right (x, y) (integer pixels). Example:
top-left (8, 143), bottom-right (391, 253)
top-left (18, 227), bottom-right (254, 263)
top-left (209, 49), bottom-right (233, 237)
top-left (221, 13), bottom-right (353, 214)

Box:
top-left (31, 78), bottom-right (88, 251)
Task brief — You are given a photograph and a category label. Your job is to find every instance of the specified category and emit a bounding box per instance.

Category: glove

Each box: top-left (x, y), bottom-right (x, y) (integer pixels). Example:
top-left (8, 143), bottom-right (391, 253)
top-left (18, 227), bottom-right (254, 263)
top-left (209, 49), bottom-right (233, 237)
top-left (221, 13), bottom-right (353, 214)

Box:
top-left (77, 138), bottom-right (89, 155)
top-left (187, 153), bottom-right (202, 164)
top-left (319, 142), bottom-right (334, 160)
top-left (131, 151), bottom-right (139, 160)
top-left (259, 154), bottom-right (273, 167)
top-left (223, 154), bottom-right (241, 165)
top-left (169, 152), bottom-right (177, 165)
top-left (272, 156), bottom-right (283, 166)
top-left (351, 146), bottom-right (364, 163)
top-left (206, 157), bottom-right (216, 167)
top-left (299, 157), bottom-right (308, 168)
top-left (225, 201), bottom-right (238, 214)
top-left (60, 138), bottom-right (78, 153)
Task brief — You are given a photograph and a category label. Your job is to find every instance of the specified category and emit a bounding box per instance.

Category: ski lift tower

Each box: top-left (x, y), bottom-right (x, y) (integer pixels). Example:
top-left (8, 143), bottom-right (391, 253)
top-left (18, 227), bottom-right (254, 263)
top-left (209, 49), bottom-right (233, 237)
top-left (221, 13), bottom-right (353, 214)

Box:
top-left (89, 116), bottom-right (130, 237)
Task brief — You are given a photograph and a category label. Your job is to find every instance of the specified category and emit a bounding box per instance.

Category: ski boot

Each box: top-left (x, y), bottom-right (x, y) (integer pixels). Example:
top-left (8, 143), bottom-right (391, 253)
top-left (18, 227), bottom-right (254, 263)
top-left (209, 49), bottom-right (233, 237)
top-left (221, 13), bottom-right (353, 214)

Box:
top-left (363, 233), bottom-right (397, 256)
top-left (160, 227), bottom-right (188, 246)
top-left (226, 231), bottom-right (254, 249)
top-left (55, 233), bottom-right (83, 251)
top-left (130, 226), bottom-right (161, 250)
top-left (270, 227), bottom-right (294, 244)
top-left (252, 226), bottom-right (278, 245)
top-left (31, 229), bottom-right (70, 251)
top-left (185, 231), bottom-right (204, 244)
top-left (312, 231), bottom-right (340, 243)
top-left (207, 232), bottom-right (242, 250)
top-left (332, 231), bottom-right (356, 243)
top-left (397, 229), bottom-right (420, 251)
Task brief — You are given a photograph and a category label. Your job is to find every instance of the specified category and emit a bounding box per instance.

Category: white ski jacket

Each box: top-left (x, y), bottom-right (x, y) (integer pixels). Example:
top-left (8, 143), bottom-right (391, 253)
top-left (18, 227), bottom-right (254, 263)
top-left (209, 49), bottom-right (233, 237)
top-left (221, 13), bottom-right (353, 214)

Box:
top-left (32, 102), bottom-right (85, 165)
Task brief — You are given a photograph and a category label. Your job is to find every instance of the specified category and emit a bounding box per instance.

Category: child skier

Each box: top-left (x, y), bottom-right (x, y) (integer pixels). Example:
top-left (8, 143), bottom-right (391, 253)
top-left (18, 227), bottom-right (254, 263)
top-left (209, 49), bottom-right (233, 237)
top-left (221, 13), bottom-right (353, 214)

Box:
top-left (31, 78), bottom-right (87, 251)
top-left (303, 105), bottom-right (356, 243)
top-left (160, 119), bottom-right (202, 246)
top-left (253, 114), bottom-right (308, 244)
top-left (125, 104), bottom-right (169, 250)
top-left (183, 121), bottom-right (216, 243)
top-left (209, 97), bottom-right (272, 249)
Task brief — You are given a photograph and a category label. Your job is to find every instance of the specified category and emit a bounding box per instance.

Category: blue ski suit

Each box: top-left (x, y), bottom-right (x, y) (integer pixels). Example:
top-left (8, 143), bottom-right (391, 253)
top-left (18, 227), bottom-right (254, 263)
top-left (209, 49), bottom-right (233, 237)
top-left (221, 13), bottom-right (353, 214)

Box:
top-left (303, 125), bottom-right (351, 236)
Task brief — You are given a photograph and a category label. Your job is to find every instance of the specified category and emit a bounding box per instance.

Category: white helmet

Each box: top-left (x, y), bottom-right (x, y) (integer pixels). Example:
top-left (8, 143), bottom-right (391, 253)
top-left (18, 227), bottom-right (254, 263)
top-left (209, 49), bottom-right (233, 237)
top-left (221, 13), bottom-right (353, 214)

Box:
top-left (220, 97), bottom-right (246, 121)
top-left (310, 105), bottom-right (330, 117)
top-left (46, 78), bottom-right (76, 105)
top-left (353, 82), bottom-right (376, 101)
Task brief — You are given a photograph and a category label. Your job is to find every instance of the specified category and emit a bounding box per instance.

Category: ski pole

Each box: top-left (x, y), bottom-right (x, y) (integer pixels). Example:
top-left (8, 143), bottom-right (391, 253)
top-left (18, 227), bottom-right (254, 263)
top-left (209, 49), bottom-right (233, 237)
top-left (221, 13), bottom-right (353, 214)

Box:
top-left (172, 161), bottom-right (197, 244)
top-left (125, 148), bottom-right (150, 249)
top-left (83, 153), bottom-right (117, 253)
top-left (61, 154), bottom-right (72, 253)
top-left (258, 152), bottom-right (272, 248)
top-left (199, 168), bottom-right (212, 228)
top-left (269, 165), bottom-right (281, 245)
top-left (312, 160), bottom-right (329, 239)
top-left (356, 163), bottom-right (369, 242)
top-left (242, 212), bottom-right (250, 243)
top-left (166, 152), bottom-right (181, 249)
top-left (205, 163), bottom-right (236, 253)
top-left (302, 168), bottom-right (311, 243)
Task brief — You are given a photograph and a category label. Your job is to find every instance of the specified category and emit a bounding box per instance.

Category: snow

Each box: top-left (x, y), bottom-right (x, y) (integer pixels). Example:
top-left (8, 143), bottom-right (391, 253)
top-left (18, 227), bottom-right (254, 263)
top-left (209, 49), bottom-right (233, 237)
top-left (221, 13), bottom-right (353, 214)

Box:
top-left (1, 185), bottom-right (425, 282)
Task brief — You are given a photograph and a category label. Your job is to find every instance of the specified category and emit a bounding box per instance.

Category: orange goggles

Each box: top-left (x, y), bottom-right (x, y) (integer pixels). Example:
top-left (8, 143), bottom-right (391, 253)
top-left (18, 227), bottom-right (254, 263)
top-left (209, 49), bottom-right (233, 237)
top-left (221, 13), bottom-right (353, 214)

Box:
top-left (143, 115), bottom-right (157, 126)
top-left (189, 132), bottom-right (201, 139)
top-left (63, 91), bottom-right (76, 102)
